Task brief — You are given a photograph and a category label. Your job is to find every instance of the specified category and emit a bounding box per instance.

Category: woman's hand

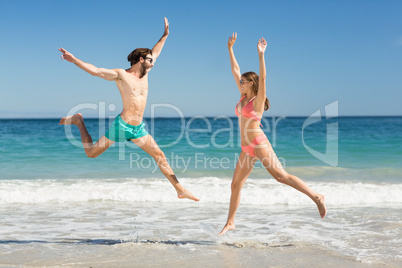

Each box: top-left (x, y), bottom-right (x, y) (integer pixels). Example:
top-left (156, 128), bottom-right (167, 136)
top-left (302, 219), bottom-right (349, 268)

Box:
top-left (257, 37), bottom-right (267, 55)
top-left (228, 32), bottom-right (237, 49)
top-left (163, 17), bottom-right (169, 37)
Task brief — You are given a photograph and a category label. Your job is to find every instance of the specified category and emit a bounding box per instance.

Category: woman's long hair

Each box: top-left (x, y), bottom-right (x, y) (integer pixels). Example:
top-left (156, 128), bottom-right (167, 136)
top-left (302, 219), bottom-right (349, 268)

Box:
top-left (242, 72), bottom-right (270, 111)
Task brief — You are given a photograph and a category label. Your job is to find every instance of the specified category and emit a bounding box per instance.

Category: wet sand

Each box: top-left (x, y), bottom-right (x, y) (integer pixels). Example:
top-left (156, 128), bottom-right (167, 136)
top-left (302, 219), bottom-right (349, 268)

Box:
top-left (0, 240), bottom-right (390, 268)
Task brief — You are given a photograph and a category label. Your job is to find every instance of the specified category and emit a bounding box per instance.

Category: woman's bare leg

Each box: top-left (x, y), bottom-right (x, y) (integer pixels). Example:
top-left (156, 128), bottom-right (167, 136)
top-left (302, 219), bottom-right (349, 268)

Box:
top-left (132, 135), bottom-right (199, 202)
top-left (219, 151), bottom-right (256, 235)
top-left (255, 142), bottom-right (327, 218)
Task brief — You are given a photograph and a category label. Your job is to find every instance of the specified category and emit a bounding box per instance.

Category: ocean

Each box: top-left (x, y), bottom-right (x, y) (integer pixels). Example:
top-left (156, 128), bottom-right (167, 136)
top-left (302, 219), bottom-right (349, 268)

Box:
top-left (0, 116), bottom-right (401, 267)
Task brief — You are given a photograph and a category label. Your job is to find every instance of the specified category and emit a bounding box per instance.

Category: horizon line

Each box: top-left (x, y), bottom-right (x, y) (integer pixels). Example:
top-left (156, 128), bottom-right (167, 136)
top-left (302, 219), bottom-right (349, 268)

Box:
top-left (1, 115), bottom-right (402, 120)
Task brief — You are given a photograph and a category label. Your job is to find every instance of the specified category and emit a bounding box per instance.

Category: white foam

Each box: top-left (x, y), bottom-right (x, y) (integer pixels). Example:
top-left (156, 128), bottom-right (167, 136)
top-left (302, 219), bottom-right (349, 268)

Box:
top-left (0, 177), bottom-right (401, 206)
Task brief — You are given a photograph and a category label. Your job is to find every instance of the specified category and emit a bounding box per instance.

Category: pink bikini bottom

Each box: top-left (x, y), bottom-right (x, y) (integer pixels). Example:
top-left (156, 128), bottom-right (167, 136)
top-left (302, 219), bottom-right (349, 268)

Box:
top-left (241, 134), bottom-right (269, 157)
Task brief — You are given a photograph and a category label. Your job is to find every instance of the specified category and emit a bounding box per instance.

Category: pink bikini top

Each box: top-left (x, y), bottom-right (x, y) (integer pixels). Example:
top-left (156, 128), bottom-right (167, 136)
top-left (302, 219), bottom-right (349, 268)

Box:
top-left (235, 95), bottom-right (262, 123)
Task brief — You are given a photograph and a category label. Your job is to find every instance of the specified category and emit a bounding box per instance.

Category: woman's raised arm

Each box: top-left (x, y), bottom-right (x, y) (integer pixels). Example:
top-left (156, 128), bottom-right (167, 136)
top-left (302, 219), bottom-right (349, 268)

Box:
top-left (256, 37), bottom-right (267, 105)
top-left (228, 33), bottom-right (242, 93)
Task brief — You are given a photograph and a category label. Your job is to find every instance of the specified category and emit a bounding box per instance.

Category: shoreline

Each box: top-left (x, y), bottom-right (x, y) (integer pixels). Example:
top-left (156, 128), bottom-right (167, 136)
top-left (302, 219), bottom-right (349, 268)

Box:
top-left (0, 240), bottom-right (393, 268)
top-left (0, 203), bottom-right (401, 267)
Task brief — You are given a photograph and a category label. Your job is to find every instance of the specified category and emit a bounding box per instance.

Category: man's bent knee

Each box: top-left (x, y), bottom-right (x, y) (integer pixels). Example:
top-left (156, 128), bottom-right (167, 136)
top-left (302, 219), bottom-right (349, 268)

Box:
top-left (85, 148), bottom-right (100, 158)
top-left (153, 149), bottom-right (166, 161)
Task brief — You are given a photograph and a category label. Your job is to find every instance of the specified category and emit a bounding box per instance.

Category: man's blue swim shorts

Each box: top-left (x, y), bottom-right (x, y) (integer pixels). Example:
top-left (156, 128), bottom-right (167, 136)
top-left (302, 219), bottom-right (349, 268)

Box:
top-left (105, 115), bottom-right (149, 142)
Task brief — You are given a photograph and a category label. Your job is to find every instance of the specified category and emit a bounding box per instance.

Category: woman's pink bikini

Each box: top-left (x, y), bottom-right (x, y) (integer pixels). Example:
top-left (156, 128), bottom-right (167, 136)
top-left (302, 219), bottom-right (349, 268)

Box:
top-left (235, 95), bottom-right (268, 157)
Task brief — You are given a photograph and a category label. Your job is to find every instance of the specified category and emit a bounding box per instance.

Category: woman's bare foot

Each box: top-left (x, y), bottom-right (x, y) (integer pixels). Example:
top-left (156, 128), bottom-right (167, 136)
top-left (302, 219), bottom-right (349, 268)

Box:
top-left (177, 188), bottom-right (200, 202)
top-left (219, 222), bottom-right (235, 236)
top-left (316, 194), bottom-right (327, 218)
top-left (59, 113), bottom-right (83, 126)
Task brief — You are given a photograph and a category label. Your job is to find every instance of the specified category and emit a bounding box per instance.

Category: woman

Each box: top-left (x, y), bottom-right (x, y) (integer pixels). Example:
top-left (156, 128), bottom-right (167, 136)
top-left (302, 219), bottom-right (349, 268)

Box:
top-left (219, 33), bottom-right (327, 236)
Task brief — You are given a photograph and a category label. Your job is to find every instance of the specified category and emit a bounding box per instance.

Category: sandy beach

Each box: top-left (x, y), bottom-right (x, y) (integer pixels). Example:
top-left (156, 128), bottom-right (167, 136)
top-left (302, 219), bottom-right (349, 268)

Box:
top-left (0, 240), bottom-right (388, 268)
top-left (0, 200), bottom-right (400, 267)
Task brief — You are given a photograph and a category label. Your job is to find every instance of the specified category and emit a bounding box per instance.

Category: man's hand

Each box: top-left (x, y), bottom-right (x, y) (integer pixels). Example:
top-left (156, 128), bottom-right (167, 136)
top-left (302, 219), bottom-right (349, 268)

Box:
top-left (59, 48), bottom-right (76, 63)
top-left (163, 17), bottom-right (169, 37)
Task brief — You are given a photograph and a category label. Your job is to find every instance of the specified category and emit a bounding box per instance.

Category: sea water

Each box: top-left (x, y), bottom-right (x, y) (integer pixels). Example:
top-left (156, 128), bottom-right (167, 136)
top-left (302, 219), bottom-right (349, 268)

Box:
top-left (0, 116), bottom-right (401, 266)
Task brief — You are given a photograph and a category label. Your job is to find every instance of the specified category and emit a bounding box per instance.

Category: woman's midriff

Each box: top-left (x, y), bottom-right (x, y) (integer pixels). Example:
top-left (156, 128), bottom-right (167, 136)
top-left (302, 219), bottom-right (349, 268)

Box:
top-left (238, 117), bottom-right (265, 146)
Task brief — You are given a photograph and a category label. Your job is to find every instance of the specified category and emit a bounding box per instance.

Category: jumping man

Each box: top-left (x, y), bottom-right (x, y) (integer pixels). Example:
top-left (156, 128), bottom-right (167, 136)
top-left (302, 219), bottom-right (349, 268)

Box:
top-left (59, 18), bottom-right (199, 202)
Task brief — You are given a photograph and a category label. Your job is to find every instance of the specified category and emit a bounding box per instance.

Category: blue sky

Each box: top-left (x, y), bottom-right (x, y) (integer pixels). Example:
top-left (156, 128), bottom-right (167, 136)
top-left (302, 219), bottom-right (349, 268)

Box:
top-left (0, 0), bottom-right (401, 118)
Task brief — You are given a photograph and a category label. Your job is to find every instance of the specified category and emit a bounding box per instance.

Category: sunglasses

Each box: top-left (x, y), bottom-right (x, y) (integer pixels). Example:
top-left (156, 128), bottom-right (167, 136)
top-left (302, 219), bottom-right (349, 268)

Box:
top-left (240, 79), bottom-right (250, 85)
top-left (144, 57), bottom-right (153, 64)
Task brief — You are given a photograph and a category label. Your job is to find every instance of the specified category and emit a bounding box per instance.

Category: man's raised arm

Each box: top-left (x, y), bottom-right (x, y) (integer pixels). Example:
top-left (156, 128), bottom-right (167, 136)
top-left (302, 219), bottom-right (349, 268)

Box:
top-left (151, 17), bottom-right (169, 61)
top-left (58, 48), bottom-right (118, 81)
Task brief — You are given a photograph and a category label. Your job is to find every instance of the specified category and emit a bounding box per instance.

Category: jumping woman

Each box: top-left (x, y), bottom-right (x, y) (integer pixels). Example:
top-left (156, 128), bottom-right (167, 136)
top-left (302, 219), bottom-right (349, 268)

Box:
top-left (219, 33), bottom-right (326, 235)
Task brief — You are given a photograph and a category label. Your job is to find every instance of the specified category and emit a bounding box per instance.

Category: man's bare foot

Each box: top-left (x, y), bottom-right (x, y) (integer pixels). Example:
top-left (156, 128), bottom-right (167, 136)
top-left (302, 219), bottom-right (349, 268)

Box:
top-left (177, 189), bottom-right (200, 202)
top-left (59, 113), bottom-right (83, 126)
top-left (316, 194), bottom-right (327, 218)
top-left (219, 222), bottom-right (235, 236)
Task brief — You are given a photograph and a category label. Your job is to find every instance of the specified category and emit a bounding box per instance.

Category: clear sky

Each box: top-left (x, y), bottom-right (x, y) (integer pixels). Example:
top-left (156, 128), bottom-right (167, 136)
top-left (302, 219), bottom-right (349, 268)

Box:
top-left (0, 0), bottom-right (401, 118)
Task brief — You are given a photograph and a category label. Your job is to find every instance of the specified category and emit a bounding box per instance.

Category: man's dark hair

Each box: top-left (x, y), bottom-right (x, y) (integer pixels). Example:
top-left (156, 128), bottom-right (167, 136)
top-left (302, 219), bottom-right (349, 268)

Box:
top-left (127, 48), bottom-right (152, 66)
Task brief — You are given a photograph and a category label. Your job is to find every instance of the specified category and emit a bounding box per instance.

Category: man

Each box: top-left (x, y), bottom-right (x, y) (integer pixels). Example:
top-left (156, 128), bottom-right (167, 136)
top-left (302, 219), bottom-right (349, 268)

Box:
top-left (59, 18), bottom-right (199, 202)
